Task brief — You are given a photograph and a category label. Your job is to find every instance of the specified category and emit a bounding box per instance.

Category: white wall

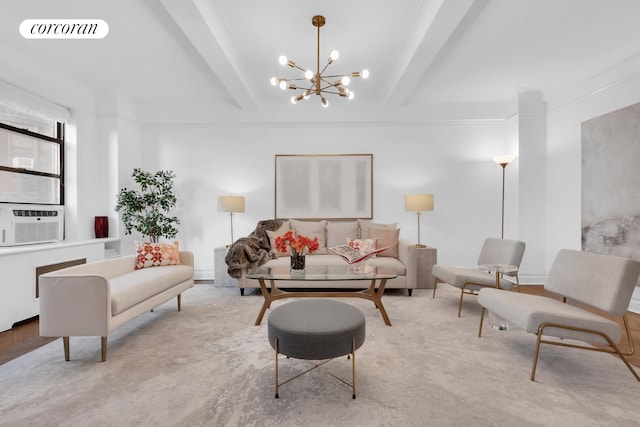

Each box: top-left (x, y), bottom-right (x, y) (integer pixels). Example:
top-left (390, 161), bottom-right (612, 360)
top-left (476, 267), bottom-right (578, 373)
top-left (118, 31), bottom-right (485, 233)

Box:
top-left (546, 55), bottom-right (640, 312)
top-left (0, 38), bottom-right (114, 242)
top-left (142, 121), bottom-right (512, 279)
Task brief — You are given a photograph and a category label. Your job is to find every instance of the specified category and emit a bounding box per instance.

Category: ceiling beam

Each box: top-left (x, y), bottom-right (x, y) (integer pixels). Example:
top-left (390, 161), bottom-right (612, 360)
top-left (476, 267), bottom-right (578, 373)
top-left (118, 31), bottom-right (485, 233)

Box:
top-left (383, 0), bottom-right (479, 108)
top-left (160, 0), bottom-right (257, 110)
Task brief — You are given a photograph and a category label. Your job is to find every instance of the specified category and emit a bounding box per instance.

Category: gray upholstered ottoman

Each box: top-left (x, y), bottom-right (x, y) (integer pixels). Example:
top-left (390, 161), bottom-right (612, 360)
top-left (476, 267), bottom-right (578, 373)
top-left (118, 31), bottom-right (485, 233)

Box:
top-left (267, 299), bottom-right (366, 399)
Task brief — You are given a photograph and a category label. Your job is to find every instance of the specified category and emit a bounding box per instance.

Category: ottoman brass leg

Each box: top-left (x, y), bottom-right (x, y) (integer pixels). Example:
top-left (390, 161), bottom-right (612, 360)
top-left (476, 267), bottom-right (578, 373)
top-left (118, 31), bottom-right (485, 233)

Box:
top-left (275, 337), bottom-right (279, 398)
top-left (352, 338), bottom-right (356, 399)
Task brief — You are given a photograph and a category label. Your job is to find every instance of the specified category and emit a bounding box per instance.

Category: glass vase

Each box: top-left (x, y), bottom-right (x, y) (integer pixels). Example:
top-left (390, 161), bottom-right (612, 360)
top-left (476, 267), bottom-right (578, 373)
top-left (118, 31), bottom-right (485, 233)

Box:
top-left (290, 252), bottom-right (306, 271)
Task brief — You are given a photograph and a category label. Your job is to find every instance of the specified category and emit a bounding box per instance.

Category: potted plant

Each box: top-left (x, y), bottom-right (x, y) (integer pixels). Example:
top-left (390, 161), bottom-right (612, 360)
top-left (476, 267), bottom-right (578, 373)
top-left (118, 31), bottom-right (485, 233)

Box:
top-left (115, 168), bottom-right (180, 243)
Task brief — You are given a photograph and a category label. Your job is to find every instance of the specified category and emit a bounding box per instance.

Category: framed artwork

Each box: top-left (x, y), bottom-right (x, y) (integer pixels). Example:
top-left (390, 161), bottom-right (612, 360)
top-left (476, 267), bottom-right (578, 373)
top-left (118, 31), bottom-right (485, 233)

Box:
top-left (275, 154), bottom-right (373, 219)
top-left (581, 102), bottom-right (640, 261)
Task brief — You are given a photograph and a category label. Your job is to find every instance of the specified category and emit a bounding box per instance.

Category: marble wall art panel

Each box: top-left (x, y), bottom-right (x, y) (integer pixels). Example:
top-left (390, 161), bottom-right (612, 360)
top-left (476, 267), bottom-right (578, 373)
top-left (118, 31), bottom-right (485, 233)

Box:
top-left (581, 102), bottom-right (640, 261)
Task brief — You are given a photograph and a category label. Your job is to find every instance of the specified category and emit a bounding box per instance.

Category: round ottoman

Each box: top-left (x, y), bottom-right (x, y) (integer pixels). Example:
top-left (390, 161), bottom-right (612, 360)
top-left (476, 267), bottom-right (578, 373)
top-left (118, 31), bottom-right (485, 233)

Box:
top-left (267, 299), bottom-right (366, 399)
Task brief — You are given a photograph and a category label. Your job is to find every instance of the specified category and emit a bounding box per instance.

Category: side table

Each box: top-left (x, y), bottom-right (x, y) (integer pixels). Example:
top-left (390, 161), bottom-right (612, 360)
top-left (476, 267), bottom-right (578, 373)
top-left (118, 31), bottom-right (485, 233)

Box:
top-left (415, 246), bottom-right (437, 291)
top-left (214, 246), bottom-right (237, 287)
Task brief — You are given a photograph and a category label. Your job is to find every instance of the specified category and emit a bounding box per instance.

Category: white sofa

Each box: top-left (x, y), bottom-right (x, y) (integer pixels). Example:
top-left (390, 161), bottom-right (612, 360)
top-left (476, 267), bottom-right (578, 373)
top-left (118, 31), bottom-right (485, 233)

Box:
top-left (233, 219), bottom-right (436, 296)
top-left (39, 251), bottom-right (194, 362)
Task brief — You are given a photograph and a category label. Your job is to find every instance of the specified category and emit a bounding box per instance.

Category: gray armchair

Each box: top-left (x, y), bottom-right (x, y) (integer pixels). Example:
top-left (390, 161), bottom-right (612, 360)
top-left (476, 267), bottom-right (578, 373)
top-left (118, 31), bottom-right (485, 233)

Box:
top-left (477, 249), bottom-right (640, 381)
top-left (432, 237), bottom-right (526, 317)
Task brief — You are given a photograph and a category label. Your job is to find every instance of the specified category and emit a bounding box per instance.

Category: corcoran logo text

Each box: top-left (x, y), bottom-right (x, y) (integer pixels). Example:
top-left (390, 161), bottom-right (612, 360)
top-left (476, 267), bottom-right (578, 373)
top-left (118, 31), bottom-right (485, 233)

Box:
top-left (20, 19), bottom-right (109, 39)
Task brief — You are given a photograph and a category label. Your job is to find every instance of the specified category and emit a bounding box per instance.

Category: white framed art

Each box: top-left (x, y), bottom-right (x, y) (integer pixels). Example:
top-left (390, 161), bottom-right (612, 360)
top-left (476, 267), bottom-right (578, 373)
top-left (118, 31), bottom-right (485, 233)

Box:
top-left (274, 154), bottom-right (373, 220)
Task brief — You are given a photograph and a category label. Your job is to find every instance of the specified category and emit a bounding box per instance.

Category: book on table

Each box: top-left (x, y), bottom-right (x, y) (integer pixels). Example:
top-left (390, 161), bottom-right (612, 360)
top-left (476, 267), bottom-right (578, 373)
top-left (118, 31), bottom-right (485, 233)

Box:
top-left (328, 244), bottom-right (388, 264)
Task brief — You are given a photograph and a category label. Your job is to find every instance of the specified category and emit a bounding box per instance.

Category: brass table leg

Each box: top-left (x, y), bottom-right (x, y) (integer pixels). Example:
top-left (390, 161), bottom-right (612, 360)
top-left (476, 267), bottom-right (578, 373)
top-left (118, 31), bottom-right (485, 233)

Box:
top-left (367, 278), bottom-right (392, 326)
top-left (255, 278), bottom-right (274, 325)
top-left (255, 277), bottom-right (392, 326)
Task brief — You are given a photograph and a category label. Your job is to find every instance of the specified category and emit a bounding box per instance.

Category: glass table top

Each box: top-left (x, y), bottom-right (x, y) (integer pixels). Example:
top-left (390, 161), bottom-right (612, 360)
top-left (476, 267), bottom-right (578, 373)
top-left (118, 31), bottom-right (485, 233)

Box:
top-left (246, 264), bottom-right (398, 281)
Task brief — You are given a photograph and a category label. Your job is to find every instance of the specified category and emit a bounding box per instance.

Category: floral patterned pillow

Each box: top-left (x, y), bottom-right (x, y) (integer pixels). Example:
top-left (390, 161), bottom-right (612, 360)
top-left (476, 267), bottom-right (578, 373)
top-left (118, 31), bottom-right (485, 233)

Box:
top-left (135, 241), bottom-right (181, 269)
top-left (346, 238), bottom-right (377, 256)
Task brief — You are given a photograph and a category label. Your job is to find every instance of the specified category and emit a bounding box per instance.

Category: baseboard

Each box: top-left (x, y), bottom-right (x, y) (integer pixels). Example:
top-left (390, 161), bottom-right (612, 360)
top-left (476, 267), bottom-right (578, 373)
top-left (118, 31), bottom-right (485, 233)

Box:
top-left (516, 274), bottom-right (546, 285)
top-left (195, 269), bottom-right (213, 281)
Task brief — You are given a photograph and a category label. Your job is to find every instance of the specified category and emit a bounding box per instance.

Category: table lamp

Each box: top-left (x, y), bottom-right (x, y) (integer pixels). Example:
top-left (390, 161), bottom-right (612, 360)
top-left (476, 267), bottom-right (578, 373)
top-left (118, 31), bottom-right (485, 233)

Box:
top-left (219, 195), bottom-right (245, 246)
top-left (404, 194), bottom-right (434, 248)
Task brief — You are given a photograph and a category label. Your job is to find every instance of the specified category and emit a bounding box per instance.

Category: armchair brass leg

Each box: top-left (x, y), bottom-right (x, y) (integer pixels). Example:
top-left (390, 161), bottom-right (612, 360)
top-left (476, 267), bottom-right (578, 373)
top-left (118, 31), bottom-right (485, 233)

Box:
top-left (432, 279), bottom-right (438, 298)
top-left (531, 331), bottom-right (543, 381)
top-left (532, 321), bottom-right (640, 382)
top-left (63, 336), bottom-right (70, 361)
top-left (101, 336), bottom-right (108, 362)
top-left (457, 287), bottom-right (465, 318)
top-left (478, 308), bottom-right (485, 337)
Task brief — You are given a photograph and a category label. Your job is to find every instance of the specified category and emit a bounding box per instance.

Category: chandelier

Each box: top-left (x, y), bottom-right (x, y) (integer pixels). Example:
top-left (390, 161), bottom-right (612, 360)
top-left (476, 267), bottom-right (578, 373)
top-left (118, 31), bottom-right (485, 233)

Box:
top-left (270, 15), bottom-right (369, 108)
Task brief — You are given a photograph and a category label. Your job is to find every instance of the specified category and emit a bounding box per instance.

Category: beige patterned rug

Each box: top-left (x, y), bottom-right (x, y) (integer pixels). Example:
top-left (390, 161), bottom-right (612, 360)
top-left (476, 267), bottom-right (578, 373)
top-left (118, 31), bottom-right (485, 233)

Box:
top-left (1, 284), bottom-right (639, 427)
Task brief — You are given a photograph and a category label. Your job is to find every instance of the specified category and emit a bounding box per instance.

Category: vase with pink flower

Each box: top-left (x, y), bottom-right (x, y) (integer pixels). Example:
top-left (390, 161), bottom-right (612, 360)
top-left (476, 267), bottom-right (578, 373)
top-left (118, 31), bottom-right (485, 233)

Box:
top-left (275, 231), bottom-right (320, 271)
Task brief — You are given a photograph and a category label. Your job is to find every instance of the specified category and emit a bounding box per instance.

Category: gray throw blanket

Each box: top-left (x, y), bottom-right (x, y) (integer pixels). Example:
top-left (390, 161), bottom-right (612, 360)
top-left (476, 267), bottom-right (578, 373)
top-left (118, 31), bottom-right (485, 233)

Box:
top-left (225, 219), bottom-right (284, 278)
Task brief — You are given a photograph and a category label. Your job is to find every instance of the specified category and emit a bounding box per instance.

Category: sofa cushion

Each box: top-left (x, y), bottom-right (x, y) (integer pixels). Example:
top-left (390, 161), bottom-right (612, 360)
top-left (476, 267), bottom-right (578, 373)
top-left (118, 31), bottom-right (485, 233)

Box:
top-left (364, 256), bottom-right (406, 276)
top-left (290, 219), bottom-right (328, 254)
top-left (135, 241), bottom-right (181, 269)
top-left (326, 221), bottom-right (359, 248)
top-left (266, 222), bottom-right (292, 257)
top-left (368, 227), bottom-right (400, 257)
top-left (110, 265), bottom-right (193, 315)
top-left (358, 220), bottom-right (397, 239)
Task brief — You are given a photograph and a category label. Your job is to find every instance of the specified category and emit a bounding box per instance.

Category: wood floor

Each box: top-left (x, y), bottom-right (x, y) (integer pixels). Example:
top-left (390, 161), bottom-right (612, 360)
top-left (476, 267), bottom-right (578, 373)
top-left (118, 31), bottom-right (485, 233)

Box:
top-left (1, 285), bottom-right (640, 368)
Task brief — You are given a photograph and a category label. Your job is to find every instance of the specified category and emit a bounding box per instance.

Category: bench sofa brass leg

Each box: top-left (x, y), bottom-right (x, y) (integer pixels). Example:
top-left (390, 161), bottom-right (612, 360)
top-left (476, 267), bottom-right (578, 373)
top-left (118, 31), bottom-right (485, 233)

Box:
top-left (63, 336), bottom-right (70, 361)
top-left (101, 336), bottom-right (108, 362)
top-left (177, 294), bottom-right (182, 311)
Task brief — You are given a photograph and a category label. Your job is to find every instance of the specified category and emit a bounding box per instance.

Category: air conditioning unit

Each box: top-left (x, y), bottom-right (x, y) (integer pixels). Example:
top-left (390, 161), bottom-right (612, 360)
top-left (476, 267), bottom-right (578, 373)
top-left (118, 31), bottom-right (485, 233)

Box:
top-left (0, 203), bottom-right (64, 246)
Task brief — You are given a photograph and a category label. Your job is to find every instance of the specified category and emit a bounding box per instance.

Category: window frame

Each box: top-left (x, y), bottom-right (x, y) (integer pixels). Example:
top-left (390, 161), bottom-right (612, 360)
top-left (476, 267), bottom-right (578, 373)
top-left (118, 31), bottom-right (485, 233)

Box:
top-left (0, 121), bottom-right (65, 205)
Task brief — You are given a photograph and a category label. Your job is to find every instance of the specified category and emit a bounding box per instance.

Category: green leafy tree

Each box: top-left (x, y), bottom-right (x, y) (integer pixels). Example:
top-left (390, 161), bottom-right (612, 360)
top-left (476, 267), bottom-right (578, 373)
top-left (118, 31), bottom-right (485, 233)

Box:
top-left (115, 168), bottom-right (179, 243)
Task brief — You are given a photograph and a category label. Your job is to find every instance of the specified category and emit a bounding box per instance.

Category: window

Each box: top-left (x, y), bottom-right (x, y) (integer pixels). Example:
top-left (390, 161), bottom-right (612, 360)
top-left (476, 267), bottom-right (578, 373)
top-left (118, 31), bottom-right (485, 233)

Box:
top-left (0, 121), bottom-right (64, 205)
top-left (0, 81), bottom-right (68, 205)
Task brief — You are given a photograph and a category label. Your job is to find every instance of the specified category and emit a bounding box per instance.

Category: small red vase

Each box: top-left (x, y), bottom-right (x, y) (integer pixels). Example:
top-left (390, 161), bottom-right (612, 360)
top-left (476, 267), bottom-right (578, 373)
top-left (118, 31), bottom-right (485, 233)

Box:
top-left (94, 216), bottom-right (109, 238)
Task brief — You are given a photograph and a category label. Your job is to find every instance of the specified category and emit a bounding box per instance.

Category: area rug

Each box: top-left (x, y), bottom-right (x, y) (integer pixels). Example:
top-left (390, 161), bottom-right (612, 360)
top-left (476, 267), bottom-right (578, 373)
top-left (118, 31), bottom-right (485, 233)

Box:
top-left (1, 284), bottom-right (639, 427)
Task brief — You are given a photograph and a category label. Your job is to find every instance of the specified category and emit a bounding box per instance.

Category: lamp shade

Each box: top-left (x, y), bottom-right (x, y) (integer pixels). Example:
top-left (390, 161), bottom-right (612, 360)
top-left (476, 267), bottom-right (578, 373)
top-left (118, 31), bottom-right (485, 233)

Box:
top-left (404, 194), bottom-right (434, 212)
top-left (493, 154), bottom-right (516, 166)
top-left (218, 196), bottom-right (245, 213)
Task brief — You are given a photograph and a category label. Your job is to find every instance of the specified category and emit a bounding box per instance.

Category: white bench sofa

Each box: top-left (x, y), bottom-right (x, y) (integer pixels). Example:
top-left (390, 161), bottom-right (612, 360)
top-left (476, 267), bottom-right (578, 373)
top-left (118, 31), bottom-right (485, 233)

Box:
top-left (230, 219), bottom-right (436, 296)
top-left (39, 251), bottom-right (194, 362)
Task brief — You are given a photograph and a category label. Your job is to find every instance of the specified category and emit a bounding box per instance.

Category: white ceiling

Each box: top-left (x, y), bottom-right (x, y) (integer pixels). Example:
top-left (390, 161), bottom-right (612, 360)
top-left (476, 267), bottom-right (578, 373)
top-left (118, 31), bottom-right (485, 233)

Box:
top-left (2, 0), bottom-right (640, 122)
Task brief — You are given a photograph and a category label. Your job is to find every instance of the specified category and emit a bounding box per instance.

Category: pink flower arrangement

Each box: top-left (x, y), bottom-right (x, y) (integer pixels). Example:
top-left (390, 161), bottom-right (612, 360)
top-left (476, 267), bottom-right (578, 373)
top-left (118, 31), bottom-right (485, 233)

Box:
top-left (275, 231), bottom-right (320, 255)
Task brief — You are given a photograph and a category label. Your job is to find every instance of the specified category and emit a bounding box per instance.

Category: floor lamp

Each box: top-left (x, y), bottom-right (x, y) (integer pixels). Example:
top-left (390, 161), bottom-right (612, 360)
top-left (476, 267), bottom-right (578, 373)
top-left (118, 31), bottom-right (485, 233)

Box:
top-left (493, 155), bottom-right (516, 239)
top-left (404, 194), bottom-right (434, 248)
top-left (218, 196), bottom-right (245, 246)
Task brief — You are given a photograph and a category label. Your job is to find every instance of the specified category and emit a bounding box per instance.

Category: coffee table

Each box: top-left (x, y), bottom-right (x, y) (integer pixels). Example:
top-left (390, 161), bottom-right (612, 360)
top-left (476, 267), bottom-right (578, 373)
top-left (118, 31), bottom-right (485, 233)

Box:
top-left (247, 264), bottom-right (397, 326)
